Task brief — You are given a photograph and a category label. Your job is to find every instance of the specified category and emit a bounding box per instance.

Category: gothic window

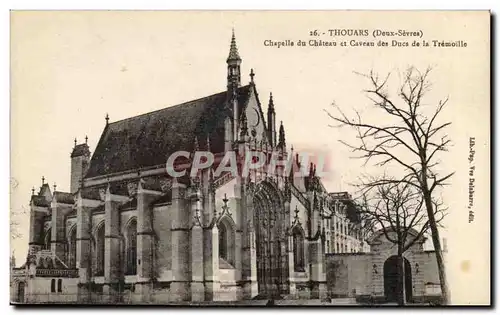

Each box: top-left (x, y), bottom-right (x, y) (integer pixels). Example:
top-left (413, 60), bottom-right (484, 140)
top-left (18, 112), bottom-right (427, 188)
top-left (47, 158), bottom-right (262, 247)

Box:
top-left (43, 228), bottom-right (51, 250)
top-left (50, 279), bottom-right (55, 292)
top-left (292, 226), bottom-right (305, 272)
top-left (218, 218), bottom-right (235, 267)
top-left (326, 240), bottom-right (330, 253)
top-left (345, 244), bottom-right (348, 252)
top-left (93, 223), bottom-right (105, 277)
top-left (57, 279), bottom-right (62, 292)
top-left (67, 227), bottom-right (77, 268)
top-left (336, 242), bottom-right (339, 253)
top-left (125, 219), bottom-right (137, 275)
top-left (219, 225), bottom-right (227, 260)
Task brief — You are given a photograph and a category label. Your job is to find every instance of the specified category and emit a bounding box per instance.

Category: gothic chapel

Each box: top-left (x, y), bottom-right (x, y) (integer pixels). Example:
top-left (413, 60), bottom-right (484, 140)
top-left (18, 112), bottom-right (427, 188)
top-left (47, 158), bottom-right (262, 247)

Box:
top-left (12, 31), bottom-right (353, 304)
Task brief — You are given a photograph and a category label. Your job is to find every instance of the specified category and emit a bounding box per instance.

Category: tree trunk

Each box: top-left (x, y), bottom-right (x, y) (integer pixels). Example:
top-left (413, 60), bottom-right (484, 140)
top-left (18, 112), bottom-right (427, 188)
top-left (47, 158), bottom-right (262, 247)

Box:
top-left (397, 253), bottom-right (406, 305)
top-left (422, 184), bottom-right (450, 304)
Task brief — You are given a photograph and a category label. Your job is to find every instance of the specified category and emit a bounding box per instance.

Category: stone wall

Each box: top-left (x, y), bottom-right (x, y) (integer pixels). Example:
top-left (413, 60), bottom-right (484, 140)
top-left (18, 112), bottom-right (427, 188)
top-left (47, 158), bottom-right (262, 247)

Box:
top-left (24, 277), bottom-right (79, 304)
top-left (325, 240), bottom-right (442, 303)
top-left (326, 253), bottom-right (371, 297)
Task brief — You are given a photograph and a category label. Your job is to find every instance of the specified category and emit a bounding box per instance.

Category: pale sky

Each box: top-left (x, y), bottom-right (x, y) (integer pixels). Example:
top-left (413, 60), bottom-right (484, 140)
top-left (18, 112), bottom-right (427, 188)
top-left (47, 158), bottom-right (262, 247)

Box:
top-left (10, 11), bottom-right (490, 303)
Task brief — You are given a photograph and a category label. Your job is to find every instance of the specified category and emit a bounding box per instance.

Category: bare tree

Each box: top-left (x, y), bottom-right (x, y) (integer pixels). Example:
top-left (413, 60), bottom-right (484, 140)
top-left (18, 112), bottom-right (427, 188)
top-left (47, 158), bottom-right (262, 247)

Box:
top-left (358, 179), bottom-right (446, 305)
top-left (326, 66), bottom-right (453, 304)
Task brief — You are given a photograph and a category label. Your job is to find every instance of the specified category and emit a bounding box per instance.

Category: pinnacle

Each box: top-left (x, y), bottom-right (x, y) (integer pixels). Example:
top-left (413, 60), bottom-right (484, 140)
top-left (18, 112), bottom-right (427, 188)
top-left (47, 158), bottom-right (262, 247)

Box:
top-left (227, 29), bottom-right (241, 61)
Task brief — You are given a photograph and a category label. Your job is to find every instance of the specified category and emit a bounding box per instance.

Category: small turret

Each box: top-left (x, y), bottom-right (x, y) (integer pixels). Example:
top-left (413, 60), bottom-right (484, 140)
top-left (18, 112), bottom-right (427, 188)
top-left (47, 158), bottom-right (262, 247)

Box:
top-left (226, 29), bottom-right (242, 145)
top-left (226, 29), bottom-right (242, 93)
top-left (70, 138), bottom-right (91, 194)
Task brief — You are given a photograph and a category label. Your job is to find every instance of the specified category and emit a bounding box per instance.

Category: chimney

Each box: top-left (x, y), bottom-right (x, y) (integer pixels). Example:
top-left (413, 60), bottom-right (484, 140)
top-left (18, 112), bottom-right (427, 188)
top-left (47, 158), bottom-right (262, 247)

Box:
top-left (70, 138), bottom-right (91, 194)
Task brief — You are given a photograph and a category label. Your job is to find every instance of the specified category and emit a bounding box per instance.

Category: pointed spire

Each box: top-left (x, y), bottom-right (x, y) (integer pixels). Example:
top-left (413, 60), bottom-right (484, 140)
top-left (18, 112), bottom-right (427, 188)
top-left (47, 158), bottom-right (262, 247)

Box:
top-left (105, 113), bottom-right (109, 125)
top-left (227, 28), bottom-right (241, 61)
top-left (250, 68), bottom-right (255, 84)
top-left (41, 176), bottom-right (45, 185)
top-left (268, 92), bottom-right (275, 112)
top-left (278, 121), bottom-right (286, 148)
top-left (85, 135), bottom-right (88, 144)
top-left (53, 182), bottom-right (57, 192)
top-left (74, 138), bottom-right (77, 147)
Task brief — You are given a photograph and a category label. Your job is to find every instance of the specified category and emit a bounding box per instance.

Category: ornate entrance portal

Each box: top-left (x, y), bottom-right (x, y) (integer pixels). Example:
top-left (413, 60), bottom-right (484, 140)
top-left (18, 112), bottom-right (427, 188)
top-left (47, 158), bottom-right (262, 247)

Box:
top-left (253, 180), bottom-right (289, 298)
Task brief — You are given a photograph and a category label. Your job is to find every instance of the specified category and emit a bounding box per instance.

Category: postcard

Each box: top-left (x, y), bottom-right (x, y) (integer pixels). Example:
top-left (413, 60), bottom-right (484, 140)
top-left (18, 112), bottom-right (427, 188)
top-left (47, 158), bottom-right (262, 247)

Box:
top-left (10, 11), bottom-right (490, 306)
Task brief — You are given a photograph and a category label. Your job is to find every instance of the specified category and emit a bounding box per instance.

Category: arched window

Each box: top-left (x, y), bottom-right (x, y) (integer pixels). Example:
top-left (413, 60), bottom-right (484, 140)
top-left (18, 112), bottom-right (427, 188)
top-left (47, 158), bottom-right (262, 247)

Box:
top-left (43, 228), bottom-right (51, 250)
top-left (218, 218), bottom-right (235, 267)
top-left (57, 279), bottom-right (62, 292)
top-left (67, 228), bottom-right (77, 268)
top-left (219, 225), bottom-right (227, 260)
top-left (93, 223), bottom-right (105, 276)
top-left (125, 219), bottom-right (137, 275)
top-left (326, 240), bottom-right (330, 253)
top-left (292, 227), bottom-right (305, 272)
top-left (50, 279), bottom-right (55, 292)
top-left (336, 242), bottom-right (339, 253)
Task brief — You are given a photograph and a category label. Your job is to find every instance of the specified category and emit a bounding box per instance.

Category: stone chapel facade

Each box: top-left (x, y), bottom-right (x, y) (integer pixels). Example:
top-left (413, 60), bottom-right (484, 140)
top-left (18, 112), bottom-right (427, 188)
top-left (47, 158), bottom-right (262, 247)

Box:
top-left (11, 32), bottom-right (369, 304)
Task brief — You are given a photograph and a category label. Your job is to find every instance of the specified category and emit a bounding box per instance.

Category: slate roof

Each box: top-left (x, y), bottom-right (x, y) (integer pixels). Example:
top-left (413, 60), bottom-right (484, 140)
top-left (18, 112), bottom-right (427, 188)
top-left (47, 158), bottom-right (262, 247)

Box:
top-left (31, 195), bottom-right (49, 207)
top-left (227, 30), bottom-right (241, 61)
top-left (38, 183), bottom-right (51, 197)
top-left (53, 191), bottom-right (74, 204)
top-left (86, 85), bottom-right (253, 178)
top-left (71, 143), bottom-right (90, 158)
top-left (80, 187), bottom-right (101, 200)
